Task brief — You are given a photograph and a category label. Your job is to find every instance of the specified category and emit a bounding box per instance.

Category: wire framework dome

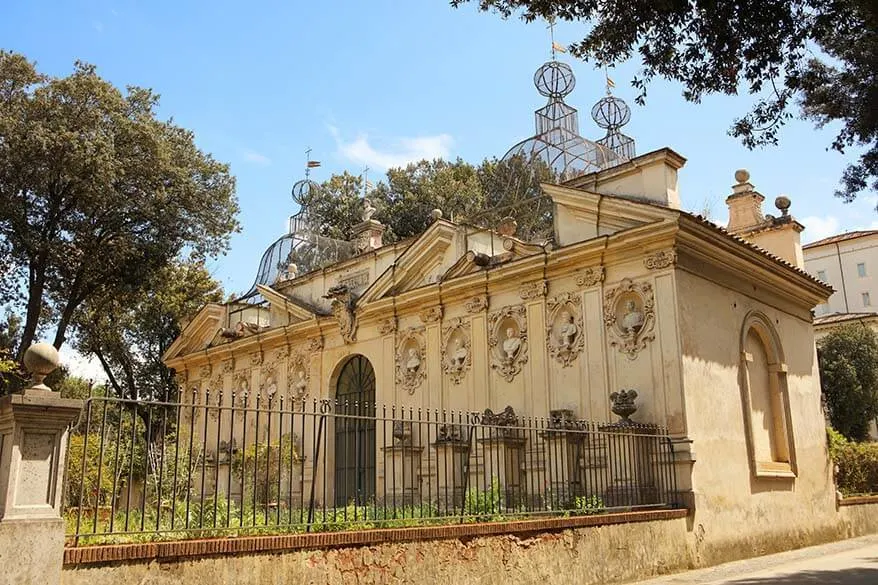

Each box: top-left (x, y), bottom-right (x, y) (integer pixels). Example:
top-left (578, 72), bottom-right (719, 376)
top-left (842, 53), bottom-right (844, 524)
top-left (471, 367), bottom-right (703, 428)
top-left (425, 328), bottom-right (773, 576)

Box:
top-left (591, 95), bottom-right (636, 160)
top-left (244, 181), bottom-right (354, 297)
top-left (502, 61), bottom-right (620, 181)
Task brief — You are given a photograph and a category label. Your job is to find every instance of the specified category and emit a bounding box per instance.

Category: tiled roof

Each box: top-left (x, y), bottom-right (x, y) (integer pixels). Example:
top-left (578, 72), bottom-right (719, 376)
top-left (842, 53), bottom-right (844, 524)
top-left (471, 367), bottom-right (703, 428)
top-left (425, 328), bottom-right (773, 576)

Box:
top-left (814, 312), bottom-right (878, 326)
top-left (803, 230), bottom-right (878, 250)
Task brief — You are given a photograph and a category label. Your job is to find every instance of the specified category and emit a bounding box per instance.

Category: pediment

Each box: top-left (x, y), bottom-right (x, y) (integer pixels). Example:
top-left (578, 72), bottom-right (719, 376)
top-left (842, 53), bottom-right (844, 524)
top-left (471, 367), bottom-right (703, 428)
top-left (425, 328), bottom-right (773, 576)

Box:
top-left (543, 183), bottom-right (675, 246)
top-left (162, 303), bottom-right (226, 362)
top-left (256, 284), bottom-right (323, 321)
top-left (359, 220), bottom-right (459, 303)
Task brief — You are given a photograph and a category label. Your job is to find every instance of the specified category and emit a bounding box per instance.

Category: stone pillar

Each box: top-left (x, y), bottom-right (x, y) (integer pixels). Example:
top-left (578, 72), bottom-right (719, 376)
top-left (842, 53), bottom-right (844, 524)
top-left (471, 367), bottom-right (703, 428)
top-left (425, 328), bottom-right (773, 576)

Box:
top-left (351, 219), bottom-right (386, 254)
top-left (433, 426), bottom-right (470, 512)
top-left (598, 422), bottom-right (660, 508)
top-left (541, 411), bottom-right (585, 507)
top-left (0, 343), bottom-right (82, 585)
top-left (382, 445), bottom-right (423, 507)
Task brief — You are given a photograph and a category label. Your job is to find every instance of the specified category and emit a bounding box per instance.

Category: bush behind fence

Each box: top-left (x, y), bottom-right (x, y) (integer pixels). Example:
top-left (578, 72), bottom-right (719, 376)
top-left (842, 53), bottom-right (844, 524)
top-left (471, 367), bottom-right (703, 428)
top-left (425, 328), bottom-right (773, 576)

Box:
top-left (64, 393), bottom-right (679, 546)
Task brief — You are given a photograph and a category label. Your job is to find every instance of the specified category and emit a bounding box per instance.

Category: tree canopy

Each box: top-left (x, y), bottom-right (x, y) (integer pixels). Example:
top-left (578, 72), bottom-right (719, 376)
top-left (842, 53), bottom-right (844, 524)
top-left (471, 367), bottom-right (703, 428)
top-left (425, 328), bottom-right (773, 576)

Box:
top-left (818, 324), bottom-right (878, 441)
top-left (302, 155), bottom-right (556, 245)
top-left (0, 51), bottom-right (239, 360)
top-left (75, 259), bottom-right (223, 403)
top-left (453, 0), bottom-right (878, 204)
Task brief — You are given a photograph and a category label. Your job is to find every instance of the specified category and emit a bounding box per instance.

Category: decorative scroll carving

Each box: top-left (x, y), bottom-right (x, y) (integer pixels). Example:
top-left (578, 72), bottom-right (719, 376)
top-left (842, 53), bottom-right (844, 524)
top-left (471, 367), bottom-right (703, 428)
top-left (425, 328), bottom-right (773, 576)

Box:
top-left (396, 327), bottom-right (426, 394)
top-left (488, 305), bottom-right (528, 382)
top-left (546, 292), bottom-right (585, 367)
top-left (274, 346), bottom-right (289, 361)
top-left (221, 359), bottom-right (234, 374)
top-left (324, 284), bottom-right (357, 344)
top-left (482, 405), bottom-right (518, 427)
top-left (199, 364), bottom-right (212, 380)
top-left (644, 249), bottom-right (676, 270)
top-left (519, 280), bottom-right (547, 300)
top-left (464, 295), bottom-right (488, 314)
top-left (441, 317), bottom-right (472, 384)
top-left (306, 337), bottom-right (324, 352)
top-left (419, 305), bottom-right (443, 324)
top-left (575, 266), bottom-right (604, 288)
top-left (287, 351), bottom-right (310, 401)
top-left (250, 351), bottom-right (263, 367)
top-left (378, 317), bottom-right (397, 335)
top-left (603, 278), bottom-right (656, 359)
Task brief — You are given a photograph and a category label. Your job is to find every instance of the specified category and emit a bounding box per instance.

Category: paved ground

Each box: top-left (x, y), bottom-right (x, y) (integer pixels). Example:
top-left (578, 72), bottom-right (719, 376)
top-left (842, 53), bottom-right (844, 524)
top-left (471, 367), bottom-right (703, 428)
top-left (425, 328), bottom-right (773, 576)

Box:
top-left (630, 534), bottom-right (878, 584)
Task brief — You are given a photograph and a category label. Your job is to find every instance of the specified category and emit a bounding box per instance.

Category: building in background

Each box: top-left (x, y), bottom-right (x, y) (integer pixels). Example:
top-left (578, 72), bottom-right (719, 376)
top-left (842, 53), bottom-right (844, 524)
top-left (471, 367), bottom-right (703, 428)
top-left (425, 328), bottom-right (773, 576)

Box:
top-left (804, 231), bottom-right (878, 316)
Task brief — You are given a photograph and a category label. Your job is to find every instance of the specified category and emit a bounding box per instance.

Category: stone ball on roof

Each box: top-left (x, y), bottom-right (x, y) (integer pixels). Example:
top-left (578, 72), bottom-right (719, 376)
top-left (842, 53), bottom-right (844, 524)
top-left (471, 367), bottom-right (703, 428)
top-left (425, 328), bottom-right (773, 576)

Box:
top-left (734, 169), bottom-right (750, 183)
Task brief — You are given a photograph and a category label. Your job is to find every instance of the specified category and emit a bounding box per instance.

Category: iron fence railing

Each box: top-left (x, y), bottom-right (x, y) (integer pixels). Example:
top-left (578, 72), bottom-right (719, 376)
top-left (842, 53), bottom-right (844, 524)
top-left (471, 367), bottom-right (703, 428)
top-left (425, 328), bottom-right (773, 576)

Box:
top-left (64, 393), bottom-right (679, 546)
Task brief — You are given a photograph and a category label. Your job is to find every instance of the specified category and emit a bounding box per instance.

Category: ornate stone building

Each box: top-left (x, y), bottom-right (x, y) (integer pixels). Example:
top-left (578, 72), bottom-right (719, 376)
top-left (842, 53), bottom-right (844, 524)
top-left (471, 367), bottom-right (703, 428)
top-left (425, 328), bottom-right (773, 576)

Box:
top-left (164, 60), bottom-right (839, 558)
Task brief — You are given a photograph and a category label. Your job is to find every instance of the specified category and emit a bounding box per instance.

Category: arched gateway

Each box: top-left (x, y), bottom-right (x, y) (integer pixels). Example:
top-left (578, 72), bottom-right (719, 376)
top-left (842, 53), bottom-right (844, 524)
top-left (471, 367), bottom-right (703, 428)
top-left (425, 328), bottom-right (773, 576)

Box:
top-left (333, 355), bottom-right (376, 506)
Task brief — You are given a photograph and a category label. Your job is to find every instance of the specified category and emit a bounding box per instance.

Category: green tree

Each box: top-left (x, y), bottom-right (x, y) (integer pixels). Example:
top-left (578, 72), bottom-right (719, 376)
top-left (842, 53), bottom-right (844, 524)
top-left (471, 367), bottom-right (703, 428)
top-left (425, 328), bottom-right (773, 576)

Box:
top-left (303, 156), bottom-right (557, 248)
top-left (818, 324), bottom-right (878, 441)
top-left (74, 259), bottom-right (223, 404)
top-left (0, 51), bottom-right (239, 360)
top-left (453, 0), bottom-right (878, 204)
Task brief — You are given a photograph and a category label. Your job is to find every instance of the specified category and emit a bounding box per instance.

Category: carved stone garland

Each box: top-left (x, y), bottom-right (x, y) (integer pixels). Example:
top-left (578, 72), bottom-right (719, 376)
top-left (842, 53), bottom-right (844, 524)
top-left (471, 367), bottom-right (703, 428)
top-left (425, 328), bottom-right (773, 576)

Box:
top-left (546, 292), bottom-right (585, 367)
top-left (575, 266), bottom-right (604, 288)
top-left (441, 317), bottom-right (472, 384)
top-left (465, 295), bottom-right (488, 314)
top-left (603, 278), bottom-right (656, 360)
top-left (488, 305), bottom-right (528, 382)
top-left (519, 280), bottom-right (547, 300)
top-left (287, 351), bottom-right (310, 402)
top-left (395, 327), bottom-right (427, 395)
top-left (378, 317), bottom-right (397, 335)
top-left (644, 249), bottom-right (676, 270)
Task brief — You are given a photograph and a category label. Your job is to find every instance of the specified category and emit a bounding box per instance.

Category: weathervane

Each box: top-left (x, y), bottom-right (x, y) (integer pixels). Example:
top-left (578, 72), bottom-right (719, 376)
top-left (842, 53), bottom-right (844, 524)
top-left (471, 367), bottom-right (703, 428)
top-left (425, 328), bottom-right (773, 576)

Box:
top-left (547, 17), bottom-right (567, 60)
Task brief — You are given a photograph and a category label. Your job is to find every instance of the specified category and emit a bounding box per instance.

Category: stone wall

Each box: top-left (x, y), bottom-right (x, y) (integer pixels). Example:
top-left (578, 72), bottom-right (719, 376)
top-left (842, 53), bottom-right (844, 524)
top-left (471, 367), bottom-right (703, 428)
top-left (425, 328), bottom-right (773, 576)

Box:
top-left (61, 512), bottom-right (694, 585)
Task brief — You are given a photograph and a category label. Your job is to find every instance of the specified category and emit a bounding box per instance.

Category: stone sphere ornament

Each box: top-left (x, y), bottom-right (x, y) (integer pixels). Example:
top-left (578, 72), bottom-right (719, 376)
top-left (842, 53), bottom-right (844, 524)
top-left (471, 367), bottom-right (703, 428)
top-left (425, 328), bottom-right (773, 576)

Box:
top-left (734, 169), bottom-right (750, 183)
top-left (23, 342), bottom-right (60, 391)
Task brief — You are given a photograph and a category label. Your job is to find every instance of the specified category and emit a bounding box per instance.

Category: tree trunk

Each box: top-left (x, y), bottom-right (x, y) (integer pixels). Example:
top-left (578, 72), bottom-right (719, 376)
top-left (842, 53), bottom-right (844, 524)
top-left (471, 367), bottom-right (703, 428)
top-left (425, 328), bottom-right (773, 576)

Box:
top-left (16, 259), bottom-right (47, 361)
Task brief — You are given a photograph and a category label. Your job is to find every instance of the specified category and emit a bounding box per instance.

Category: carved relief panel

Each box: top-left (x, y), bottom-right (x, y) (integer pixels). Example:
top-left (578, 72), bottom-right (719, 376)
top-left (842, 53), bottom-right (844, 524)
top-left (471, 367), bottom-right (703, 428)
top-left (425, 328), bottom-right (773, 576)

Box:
top-left (546, 292), bottom-right (585, 367)
top-left (396, 327), bottom-right (427, 394)
top-left (488, 305), bottom-right (528, 382)
top-left (259, 361), bottom-right (279, 402)
top-left (441, 317), bottom-right (472, 384)
top-left (287, 350), bottom-right (310, 401)
top-left (603, 278), bottom-right (656, 359)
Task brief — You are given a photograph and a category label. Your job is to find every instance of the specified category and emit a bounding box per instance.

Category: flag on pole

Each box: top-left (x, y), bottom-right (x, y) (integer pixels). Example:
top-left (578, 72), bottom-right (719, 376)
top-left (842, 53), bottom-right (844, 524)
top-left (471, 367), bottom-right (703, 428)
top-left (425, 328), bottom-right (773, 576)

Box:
top-left (365, 180), bottom-right (374, 190)
top-left (552, 41), bottom-right (567, 54)
top-left (606, 76), bottom-right (616, 89)
top-left (307, 160), bottom-right (321, 168)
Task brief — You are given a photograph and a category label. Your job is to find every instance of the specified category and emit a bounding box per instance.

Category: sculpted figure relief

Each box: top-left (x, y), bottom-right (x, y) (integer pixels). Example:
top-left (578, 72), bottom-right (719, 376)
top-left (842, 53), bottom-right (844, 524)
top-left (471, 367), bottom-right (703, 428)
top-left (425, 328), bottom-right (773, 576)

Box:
top-left (488, 305), bottom-right (528, 382)
top-left (502, 327), bottom-right (521, 361)
top-left (547, 293), bottom-right (584, 367)
top-left (396, 328), bottom-right (426, 394)
top-left (603, 278), bottom-right (656, 359)
top-left (441, 318), bottom-right (472, 384)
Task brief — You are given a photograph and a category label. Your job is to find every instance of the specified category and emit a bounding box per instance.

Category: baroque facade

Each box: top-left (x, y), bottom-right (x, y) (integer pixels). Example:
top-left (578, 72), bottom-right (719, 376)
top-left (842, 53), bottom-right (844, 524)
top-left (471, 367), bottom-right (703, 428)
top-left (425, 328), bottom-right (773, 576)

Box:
top-left (164, 146), bottom-right (841, 557)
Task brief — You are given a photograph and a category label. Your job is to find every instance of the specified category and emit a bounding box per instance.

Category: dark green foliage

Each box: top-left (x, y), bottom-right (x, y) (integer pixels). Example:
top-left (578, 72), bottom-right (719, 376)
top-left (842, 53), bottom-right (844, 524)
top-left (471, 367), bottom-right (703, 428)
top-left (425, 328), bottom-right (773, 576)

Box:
top-left (827, 430), bottom-right (878, 495)
top-left (0, 51), bottom-right (239, 359)
top-left (453, 0), bottom-right (878, 204)
top-left (818, 324), bottom-right (878, 441)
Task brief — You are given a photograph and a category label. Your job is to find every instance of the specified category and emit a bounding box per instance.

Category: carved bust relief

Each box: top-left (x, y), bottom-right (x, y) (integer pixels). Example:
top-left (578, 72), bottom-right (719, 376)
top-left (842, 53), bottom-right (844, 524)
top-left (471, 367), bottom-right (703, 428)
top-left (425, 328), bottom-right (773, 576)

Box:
top-left (396, 328), bottom-right (426, 394)
top-left (546, 292), bottom-right (585, 367)
top-left (488, 305), bottom-right (528, 382)
top-left (287, 351), bottom-right (310, 401)
top-left (441, 317), bottom-right (472, 384)
top-left (259, 361), bottom-right (278, 402)
top-left (603, 278), bottom-right (656, 359)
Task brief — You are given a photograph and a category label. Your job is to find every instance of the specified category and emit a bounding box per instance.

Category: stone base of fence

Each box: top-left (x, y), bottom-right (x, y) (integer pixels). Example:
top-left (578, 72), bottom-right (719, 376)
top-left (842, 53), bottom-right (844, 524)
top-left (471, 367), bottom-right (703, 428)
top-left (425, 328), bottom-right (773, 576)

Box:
top-left (0, 519), bottom-right (65, 585)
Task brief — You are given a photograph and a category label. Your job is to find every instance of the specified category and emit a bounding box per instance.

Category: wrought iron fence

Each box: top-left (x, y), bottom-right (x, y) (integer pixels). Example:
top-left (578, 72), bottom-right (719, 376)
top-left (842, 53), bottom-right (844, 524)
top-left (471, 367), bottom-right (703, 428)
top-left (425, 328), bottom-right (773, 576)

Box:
top-left (64, 392), bottom-right (679, 546)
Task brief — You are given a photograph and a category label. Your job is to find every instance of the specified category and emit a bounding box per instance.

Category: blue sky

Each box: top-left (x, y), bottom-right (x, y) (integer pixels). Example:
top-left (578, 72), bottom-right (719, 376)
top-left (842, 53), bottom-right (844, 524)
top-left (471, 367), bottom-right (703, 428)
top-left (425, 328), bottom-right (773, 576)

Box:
top-left (3, 0), bottom-right (874, 299)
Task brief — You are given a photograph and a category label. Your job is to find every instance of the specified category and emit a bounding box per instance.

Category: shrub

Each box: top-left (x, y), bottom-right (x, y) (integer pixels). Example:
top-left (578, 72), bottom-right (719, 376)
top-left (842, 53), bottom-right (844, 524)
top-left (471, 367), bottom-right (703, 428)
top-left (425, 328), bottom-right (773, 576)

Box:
top-left (832, 440), bottom-right (878, 496)
top-left (818, 325), bottom-right (878, 441)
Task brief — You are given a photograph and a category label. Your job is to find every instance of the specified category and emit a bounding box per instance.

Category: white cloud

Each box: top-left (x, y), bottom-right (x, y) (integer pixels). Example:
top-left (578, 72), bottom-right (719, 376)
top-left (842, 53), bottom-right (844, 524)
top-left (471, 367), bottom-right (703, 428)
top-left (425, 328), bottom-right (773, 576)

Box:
top-left (801, 215), bottom-right (841, 244)
top-left (242, 150), bottom-right (271, 166)
top-left (329, 126), bottom-right (453, 170)
top-left (60, 349), bottom-right (108, 384)
top-left (92, 20), bottom-right (104, 33)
